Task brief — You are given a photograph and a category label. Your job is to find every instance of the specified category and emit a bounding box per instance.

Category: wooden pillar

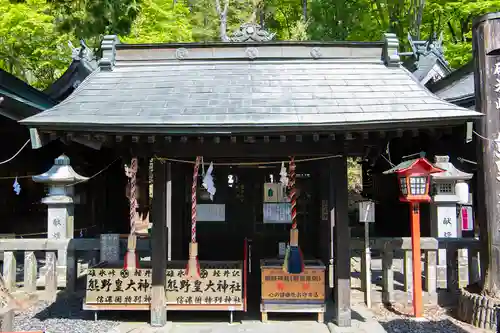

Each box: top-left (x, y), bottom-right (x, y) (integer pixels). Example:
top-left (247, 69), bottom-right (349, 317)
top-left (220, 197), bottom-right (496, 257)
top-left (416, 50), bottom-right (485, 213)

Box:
top-left (150, 160), bottom-right (169, 326)
top-left (331, 157), bottom-right (351, 327)
top-left (473, 13), bottom-right (500, 296)
top-left (318, 163), bottom-right (332, 300)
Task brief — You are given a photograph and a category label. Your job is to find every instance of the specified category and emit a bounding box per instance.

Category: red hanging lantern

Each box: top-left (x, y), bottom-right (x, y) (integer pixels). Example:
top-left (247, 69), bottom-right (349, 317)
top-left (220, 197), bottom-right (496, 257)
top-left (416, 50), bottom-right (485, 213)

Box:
top-left (385, 156), bottom-right (443, 203)
top-left (384, 154), bottom-right (444, 318)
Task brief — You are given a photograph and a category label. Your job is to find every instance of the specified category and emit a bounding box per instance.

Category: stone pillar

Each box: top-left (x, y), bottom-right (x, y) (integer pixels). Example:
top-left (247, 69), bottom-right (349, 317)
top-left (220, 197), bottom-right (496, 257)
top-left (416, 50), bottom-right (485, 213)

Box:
top-left (33, 155), bottom-right (88, 276)
top-left (430, 155), bottom-right (472, 288)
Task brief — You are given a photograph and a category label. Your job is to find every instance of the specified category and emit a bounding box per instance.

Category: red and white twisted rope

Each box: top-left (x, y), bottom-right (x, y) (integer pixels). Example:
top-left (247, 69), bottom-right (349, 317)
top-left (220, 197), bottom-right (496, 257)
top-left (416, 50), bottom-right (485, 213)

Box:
top-left (191, 156), bottom-right (201, 243)
top-left (289, 157), bottom-right (297, 229)
top-left (129, 158), bottom-right (138, 234)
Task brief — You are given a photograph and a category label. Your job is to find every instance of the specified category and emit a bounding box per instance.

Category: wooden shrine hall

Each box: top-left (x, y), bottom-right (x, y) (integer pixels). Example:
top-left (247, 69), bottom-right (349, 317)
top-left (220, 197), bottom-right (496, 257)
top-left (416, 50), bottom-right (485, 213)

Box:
top-left (19, 25), bottom-right (482, 327)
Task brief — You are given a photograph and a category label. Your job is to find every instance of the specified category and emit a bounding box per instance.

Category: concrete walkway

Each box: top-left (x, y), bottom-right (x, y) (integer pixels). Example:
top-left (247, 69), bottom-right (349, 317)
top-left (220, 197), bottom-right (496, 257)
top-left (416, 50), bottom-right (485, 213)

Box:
top-left (106, 304), bottom-right (387, 333)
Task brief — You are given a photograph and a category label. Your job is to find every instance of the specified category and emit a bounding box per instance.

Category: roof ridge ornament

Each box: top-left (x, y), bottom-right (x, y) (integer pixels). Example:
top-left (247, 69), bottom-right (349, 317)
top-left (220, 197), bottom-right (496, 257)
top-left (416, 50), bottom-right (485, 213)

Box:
top-left (99, 35), bottom-right (120, 71)
top-left (68, 39), bottom-right (95, 63)
top-left (230, 23), bottom-right (275, 43)
top-left (383, 33), bottom-right (401, 67)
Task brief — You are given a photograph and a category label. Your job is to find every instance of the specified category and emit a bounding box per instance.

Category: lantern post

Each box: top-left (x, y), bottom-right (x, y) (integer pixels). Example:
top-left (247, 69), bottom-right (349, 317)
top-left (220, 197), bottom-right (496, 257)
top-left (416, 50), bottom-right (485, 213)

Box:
top-left (383, 153), bottom-right (444, 318)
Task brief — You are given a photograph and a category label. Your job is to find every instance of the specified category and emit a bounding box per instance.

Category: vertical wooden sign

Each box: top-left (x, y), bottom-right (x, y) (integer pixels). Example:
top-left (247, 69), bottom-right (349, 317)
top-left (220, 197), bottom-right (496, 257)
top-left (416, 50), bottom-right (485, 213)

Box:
top-left (473, 12), bottom-right (500, 295)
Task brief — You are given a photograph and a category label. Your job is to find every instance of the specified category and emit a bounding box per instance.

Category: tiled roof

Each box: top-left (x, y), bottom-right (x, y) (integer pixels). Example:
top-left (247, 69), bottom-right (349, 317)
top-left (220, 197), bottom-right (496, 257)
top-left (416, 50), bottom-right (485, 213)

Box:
top-left (428, 61), bottom-right (475, 103)
top-left (20, 35), bottom-right (482, 133)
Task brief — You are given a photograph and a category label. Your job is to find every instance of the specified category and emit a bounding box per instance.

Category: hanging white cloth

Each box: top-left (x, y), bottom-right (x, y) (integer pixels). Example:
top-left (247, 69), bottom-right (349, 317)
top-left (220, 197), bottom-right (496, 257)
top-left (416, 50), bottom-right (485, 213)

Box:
top-left (202, 162), bottom-right (216, 200)
top-left (279, 162), bottom-right (288, 187)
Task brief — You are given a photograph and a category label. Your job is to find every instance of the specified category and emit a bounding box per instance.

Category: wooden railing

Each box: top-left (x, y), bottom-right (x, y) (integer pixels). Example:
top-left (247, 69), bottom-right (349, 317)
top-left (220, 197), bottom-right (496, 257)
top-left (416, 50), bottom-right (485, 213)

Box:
top-left (350, 237), bottom-right (481, 304)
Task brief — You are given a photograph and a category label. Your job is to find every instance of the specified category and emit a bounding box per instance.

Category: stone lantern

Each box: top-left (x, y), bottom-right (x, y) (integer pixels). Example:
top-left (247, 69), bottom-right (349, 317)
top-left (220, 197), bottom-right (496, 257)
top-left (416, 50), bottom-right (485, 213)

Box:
top-left (33, 154), bottom-right (88, 275)
top-left (430, 155), bottom-right (473, 288)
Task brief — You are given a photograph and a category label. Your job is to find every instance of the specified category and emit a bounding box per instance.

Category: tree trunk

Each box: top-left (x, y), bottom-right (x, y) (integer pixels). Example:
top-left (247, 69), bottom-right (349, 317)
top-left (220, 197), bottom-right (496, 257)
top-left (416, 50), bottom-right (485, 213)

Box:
top-left (472, 12), bottom-right (500, 299)
top-left (302, 0), bottom-right (307, 21)
top-left (215, 0), bottom-right (230, 42)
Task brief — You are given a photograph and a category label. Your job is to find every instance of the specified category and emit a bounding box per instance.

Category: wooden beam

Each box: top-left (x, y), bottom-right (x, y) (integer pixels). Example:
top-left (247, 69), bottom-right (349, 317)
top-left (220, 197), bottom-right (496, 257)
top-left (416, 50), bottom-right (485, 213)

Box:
top-left (119, 137), bottom-right (375, 158)
top-left (332, 156), bottom-right (351, 326)
top-left (151, 159), bottom-right (168, 326)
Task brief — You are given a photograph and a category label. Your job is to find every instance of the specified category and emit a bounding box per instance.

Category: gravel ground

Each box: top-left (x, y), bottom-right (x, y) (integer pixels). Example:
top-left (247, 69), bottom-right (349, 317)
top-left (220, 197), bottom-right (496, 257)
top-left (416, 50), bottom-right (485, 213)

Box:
top-left (13, 295), bottom-right (122, 333)
top-left (372, 303), bottom-right (491, 333)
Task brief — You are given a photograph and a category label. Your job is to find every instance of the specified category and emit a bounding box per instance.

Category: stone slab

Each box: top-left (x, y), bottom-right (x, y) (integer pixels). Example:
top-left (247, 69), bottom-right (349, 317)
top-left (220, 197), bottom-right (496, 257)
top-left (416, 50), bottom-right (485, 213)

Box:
top-left (326, 304), bottom-right (387, 333)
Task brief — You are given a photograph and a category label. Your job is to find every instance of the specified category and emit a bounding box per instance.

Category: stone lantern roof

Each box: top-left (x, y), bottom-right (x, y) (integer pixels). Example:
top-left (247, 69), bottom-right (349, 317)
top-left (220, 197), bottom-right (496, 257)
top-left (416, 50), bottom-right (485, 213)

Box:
top-left (431, 155), bottom-right (473, 181)
top-left (32, 154), bottom-right (89, 184)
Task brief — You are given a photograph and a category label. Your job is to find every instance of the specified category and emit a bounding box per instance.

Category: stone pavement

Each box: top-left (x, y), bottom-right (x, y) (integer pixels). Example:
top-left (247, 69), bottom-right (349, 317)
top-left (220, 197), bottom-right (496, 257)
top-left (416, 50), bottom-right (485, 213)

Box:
top-left (105, 303), bottom-right (387, 333)
top-left (108, 321), bottom-right (330, 333)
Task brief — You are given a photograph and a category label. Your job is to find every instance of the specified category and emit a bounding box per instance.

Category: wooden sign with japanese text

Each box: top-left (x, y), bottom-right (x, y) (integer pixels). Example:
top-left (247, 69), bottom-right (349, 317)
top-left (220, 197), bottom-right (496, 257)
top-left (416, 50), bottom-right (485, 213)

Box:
top-left (85, 266), bottom-right (243, 307)
top-left (261, 267), bottom-right (325, 301)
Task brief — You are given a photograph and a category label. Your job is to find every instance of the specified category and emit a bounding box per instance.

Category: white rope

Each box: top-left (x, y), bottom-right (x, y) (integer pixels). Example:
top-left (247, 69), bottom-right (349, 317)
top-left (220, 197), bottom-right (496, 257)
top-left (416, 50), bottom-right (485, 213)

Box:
top-left (0, 139), bottom-right (30, 165)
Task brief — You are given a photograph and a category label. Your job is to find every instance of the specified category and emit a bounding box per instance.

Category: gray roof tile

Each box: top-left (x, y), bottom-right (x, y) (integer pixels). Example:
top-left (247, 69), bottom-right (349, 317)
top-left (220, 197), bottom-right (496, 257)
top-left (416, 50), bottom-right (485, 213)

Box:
top-left (20, 48), bottom-right (482, 132)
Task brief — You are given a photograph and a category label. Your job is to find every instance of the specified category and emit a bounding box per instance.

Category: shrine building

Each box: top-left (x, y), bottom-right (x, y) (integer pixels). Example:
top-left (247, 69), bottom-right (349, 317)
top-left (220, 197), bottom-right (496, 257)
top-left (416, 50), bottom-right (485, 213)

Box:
top-left (19, 25), bottom-right (482, 327)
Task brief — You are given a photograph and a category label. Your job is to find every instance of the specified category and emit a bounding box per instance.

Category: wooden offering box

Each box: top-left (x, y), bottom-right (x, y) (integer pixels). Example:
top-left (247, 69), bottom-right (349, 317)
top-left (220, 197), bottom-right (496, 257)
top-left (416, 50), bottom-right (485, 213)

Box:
top-left (260, 259), bottom-right (325, 322)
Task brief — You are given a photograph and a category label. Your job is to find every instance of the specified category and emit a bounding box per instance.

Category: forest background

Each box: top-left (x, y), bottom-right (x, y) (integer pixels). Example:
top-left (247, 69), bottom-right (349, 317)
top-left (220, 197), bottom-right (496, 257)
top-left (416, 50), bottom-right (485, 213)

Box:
top-left (1, 0), bottom-right (499, 90)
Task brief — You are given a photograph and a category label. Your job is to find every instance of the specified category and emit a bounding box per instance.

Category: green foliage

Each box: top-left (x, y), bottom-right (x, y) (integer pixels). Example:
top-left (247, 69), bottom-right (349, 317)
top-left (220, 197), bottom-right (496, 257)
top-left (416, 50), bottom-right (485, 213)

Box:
top-left (48, 0), bottom-right (141, 41)
top-left (264, 0), bottom-right (303, 40)
top-left (0, 0), bottom-right (72, 89)
top-left (422, 0), bottom-right (500, 68)
top-left (308, 0), bottom-right (384, 41)
top-left (120, 0), bottom-right (193, 43)
top-left (288, 18), bottom-right (310, 41)
top-left (3, 0), bottom-right (500, 90)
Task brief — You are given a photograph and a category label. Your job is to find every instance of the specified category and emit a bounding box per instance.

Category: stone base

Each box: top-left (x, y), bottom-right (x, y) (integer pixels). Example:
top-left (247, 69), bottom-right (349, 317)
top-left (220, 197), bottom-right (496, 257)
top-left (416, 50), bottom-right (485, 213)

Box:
top-left (457, 287), bottom-right (500, 331)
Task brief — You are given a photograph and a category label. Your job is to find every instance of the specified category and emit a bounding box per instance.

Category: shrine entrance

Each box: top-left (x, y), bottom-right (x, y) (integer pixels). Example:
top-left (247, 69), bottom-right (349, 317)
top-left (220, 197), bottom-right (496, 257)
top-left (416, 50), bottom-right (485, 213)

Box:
top-left (174, 159), bottom-right (322, 313)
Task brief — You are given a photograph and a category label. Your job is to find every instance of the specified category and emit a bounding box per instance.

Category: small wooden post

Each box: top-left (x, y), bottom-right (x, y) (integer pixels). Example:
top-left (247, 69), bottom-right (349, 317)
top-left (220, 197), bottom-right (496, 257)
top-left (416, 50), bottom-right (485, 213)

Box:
top-left (359, 200), bottom-right (375, 308)
top-left (410, 202), bottom-right (423, 318)
top-left (150, 160), bottom-right (168, 327)
top-left (363, 222), bottom-right (371, 308)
